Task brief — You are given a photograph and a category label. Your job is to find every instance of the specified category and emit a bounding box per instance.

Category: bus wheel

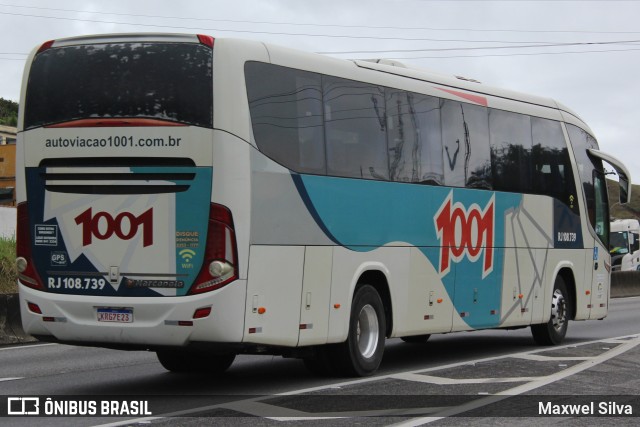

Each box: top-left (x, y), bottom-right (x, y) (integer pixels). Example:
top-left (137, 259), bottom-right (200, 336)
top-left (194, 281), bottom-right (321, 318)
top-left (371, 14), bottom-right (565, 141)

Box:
top-left (156, 349), bottom-right (235, 374)
top-left (334, 285), bottom-right (386, 377)
top-left (531, 276), bottom-right (571, 345)
top-left (401, 334), bottom-right (431, 344)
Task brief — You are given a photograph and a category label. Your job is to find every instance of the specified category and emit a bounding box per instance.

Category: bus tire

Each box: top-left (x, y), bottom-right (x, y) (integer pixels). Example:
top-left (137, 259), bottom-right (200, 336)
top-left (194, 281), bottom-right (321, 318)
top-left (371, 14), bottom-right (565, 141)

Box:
top-left (531, 276), bottom-right (571, 345)
top-left (401, 334), bottom-right (431, 344)
top-left (156, 349), bottom-right (235, 374)
top-left (333, 284), bottom-right (386, 377)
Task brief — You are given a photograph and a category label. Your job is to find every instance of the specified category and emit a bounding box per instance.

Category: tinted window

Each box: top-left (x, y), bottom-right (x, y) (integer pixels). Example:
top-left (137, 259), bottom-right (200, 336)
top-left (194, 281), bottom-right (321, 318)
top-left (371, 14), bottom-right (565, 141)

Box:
top-left (531, 118), bottom-right (577, 212)
top-left (567, 124), bottom-right (603, 232)
top-left (490, 110), bottom-right (532, 192)
top-left (26, 43), bottom-right (213, 129)
top-left (387, 91), bottom-right (443, 184)
top-left (594, 171), bottom-right (610, 245)
top-left (324, 76), bottom-right (388, 180)
top-left (245, 62), bottom-right (325, 174)
top-left (441, 100), bottom-right (492, 189)
top-left (244, 62), bottom-right (585, 204)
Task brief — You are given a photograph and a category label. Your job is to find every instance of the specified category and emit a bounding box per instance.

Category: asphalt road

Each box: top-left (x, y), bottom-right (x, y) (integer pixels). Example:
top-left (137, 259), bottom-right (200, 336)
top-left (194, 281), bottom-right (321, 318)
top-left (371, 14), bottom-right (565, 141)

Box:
top-left (1, 296), bottom-right (640, 426)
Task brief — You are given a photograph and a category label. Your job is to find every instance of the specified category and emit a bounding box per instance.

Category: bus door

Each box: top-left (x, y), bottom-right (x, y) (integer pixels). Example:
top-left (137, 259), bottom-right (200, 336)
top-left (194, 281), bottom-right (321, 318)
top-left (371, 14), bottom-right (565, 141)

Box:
top-left (587, 170), bottom-right (610, 319)
top-left (585, 149), bottom-right (631, 319)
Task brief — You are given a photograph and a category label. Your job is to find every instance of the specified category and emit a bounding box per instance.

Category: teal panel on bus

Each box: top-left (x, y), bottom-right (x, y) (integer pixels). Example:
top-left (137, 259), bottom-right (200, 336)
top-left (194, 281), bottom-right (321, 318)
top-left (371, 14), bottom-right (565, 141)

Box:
top-left (293, 174), bottom-right (522, 328)
top-left (130, 166), bottom-right (212, 296)
top-left (174, 168), bottom-right (212, 296)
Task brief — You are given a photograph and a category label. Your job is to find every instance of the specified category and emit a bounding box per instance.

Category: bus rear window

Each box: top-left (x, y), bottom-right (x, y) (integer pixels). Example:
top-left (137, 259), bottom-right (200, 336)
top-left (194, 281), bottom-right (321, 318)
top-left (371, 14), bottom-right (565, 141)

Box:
top-left (25, 42), bottom-right (213, 129)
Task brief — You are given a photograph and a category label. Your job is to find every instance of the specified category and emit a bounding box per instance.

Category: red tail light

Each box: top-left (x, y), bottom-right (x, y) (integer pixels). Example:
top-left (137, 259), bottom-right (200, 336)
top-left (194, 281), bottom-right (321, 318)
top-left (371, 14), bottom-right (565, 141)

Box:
top-left (197, 35), bottom-right (214, 49)
top-left (16, 202), bottom-right (45, 290)
top-left (36, 40), bottom-right (54, 55)
top-left (27, 302), bottom-right (42, 314)
top-left (189, 203), bottom-right (238, 294)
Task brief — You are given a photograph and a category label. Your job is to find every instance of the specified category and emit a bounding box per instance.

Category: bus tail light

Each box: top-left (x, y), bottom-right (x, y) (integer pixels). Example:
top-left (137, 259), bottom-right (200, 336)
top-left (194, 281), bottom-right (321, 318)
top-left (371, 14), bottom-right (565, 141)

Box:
top-left (27, 302), bottom-right (42, 314)
top-left (193, 306), bottom-right (212, 319)
top-left (16, 203), bottom-right (45, 290)
top-left (36, 40), bottom-right (54, 55)
top-left (197, 35), bottom-right (214, 49)
top-left (189, 203), bottom-right (238, 294)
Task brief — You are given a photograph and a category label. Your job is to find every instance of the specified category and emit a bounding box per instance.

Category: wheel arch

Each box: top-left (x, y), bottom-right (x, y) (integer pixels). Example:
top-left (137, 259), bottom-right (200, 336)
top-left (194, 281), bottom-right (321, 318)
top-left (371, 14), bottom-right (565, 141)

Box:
top-left (531, 265), bottom-right (575, 346)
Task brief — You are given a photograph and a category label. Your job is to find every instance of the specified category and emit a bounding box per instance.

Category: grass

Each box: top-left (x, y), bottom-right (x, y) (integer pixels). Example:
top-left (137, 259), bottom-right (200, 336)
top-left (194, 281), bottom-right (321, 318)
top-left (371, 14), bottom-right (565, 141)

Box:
top-left (0, 235), bottom-right (17, 294)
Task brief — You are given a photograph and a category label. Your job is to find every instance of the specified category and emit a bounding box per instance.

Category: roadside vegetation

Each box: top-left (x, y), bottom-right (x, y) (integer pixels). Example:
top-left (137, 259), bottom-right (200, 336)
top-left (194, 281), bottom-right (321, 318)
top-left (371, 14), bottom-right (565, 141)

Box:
top-left (0, 236), bottom-right (17, 294)
top-left (0, 97), bottom-right (18, 127)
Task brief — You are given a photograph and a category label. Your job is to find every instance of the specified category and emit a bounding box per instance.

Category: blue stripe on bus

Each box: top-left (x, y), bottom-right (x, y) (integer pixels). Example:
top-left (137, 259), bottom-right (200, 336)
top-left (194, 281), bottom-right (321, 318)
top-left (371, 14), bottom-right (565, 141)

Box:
top-left (290, 174), bottom-right (340, 245)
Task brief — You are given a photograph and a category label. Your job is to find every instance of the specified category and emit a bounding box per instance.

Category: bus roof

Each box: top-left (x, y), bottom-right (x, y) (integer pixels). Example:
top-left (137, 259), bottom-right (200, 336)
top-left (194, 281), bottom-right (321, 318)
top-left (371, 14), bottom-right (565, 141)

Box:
top-left (254, 38), bottom-right (594, 134)
top-left (22, 33), bottom-right (595, 136)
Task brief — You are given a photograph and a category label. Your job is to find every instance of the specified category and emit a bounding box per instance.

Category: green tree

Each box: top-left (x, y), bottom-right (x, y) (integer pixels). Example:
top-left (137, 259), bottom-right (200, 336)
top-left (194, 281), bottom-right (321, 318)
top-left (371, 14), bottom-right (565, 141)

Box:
top-left (0, 97), bottom-right (18, 126)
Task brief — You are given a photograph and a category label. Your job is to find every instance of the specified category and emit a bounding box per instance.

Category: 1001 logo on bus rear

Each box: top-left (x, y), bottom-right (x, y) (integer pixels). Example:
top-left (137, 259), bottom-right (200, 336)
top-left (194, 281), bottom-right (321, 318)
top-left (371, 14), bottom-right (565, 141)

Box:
top-left (74, 208), bottom-right (153, 247)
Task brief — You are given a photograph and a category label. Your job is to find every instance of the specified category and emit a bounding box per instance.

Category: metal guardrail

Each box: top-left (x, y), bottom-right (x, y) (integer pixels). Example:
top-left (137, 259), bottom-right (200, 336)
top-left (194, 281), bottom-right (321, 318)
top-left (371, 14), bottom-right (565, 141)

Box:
top-left (611, 271), bottom-right (640, 298)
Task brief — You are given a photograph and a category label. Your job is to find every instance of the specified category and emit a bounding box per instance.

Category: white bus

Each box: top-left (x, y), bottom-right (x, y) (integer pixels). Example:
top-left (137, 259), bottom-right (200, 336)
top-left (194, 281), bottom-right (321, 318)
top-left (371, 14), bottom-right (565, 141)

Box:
top-left (16, 33), bottom-right (631, 377)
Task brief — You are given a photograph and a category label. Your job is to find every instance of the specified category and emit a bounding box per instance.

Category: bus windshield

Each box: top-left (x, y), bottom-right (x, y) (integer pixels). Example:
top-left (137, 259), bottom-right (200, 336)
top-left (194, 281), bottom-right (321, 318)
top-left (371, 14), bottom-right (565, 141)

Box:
top-left (25, 42), bottom-right (213, 129)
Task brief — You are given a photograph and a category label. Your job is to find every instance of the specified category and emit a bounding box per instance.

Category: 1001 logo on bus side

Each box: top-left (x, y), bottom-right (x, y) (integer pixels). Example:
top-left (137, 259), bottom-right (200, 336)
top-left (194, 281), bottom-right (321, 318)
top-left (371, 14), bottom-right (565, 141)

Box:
top-left (434, 192), bottom-right (495, 278)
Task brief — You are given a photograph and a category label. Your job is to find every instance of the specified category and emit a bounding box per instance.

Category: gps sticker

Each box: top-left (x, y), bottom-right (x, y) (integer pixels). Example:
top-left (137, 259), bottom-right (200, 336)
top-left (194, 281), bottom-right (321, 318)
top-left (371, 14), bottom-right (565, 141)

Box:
top-left (50, 251), bottom-right (68, 267)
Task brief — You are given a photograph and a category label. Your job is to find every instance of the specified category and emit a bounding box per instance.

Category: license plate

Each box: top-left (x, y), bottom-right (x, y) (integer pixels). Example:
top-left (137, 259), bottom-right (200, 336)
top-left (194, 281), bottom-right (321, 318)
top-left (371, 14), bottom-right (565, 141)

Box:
top-left (97, 308), bottom-right (133, 323)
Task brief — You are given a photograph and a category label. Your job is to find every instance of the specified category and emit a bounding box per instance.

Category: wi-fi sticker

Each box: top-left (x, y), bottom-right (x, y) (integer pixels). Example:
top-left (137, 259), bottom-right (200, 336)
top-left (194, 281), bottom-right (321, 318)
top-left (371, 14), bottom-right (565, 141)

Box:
top-left (179, 249), bottom-right (196, 262)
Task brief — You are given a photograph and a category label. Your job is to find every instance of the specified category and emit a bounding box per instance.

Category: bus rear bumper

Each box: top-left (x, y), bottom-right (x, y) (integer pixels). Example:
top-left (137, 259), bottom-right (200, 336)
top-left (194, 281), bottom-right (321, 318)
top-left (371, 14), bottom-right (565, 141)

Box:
top-left (18, 280), bottom-right (247, 348)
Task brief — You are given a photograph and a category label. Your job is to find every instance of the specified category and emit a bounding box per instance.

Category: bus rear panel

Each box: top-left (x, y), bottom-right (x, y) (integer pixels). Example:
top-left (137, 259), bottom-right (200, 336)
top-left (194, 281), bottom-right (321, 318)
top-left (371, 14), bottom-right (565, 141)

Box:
top-left (17, 34), bottom-right (246, 348)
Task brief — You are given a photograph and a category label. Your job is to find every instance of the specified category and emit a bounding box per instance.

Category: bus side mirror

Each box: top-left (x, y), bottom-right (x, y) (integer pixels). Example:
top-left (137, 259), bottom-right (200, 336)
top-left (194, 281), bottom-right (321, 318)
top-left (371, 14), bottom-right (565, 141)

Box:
top-left (587, 149), bottom-right (631, 204)
top-left (619, 175), bottom-right (630, 204)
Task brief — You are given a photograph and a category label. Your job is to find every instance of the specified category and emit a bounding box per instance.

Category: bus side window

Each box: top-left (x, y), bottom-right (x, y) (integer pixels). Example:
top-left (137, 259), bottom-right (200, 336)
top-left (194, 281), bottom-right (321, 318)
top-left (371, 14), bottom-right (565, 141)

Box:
top-left (489, 109), bottom-right (533, 193)
top-left (323, 76), bottom-right (389, 180)
top-left (531, 118), bottom-right (578, 213)
top-left (441, 100), bottom-right (492, 190)
top-left (386, 90), bottom-right (444, 185)
top-left (245, 62), bottom-right (325, 175)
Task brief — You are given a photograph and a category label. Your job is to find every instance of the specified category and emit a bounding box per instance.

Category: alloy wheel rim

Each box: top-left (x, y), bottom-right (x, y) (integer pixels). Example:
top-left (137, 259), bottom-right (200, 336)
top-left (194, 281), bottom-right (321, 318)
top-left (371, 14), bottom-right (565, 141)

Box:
top-left (551, 288), bottom-right (567, 332)
top-left (356, 304), bottom-right (379, 359)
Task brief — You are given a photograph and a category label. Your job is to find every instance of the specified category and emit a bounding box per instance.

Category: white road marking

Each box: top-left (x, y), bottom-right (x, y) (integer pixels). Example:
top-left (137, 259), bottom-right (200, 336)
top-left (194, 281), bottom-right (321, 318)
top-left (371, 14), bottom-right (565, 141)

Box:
top-left (514, 354), bottom-right (593, 361)
top-left (0, 343), bottom-right (57, 351)
top-left (0, 377), bottom-right (23, 382)
top-left (92, 333), bottom-right (640, 426)
top-left (393, 372), bottom-right (539, 385)
top-left (392, 335), bottom-right (640, 426)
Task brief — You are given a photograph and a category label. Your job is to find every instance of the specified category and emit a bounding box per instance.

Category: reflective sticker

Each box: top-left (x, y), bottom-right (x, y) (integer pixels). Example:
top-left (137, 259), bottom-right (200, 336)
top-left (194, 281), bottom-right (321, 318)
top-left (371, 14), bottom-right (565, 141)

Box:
top-left (35, 224), bottom-right (58, 246)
